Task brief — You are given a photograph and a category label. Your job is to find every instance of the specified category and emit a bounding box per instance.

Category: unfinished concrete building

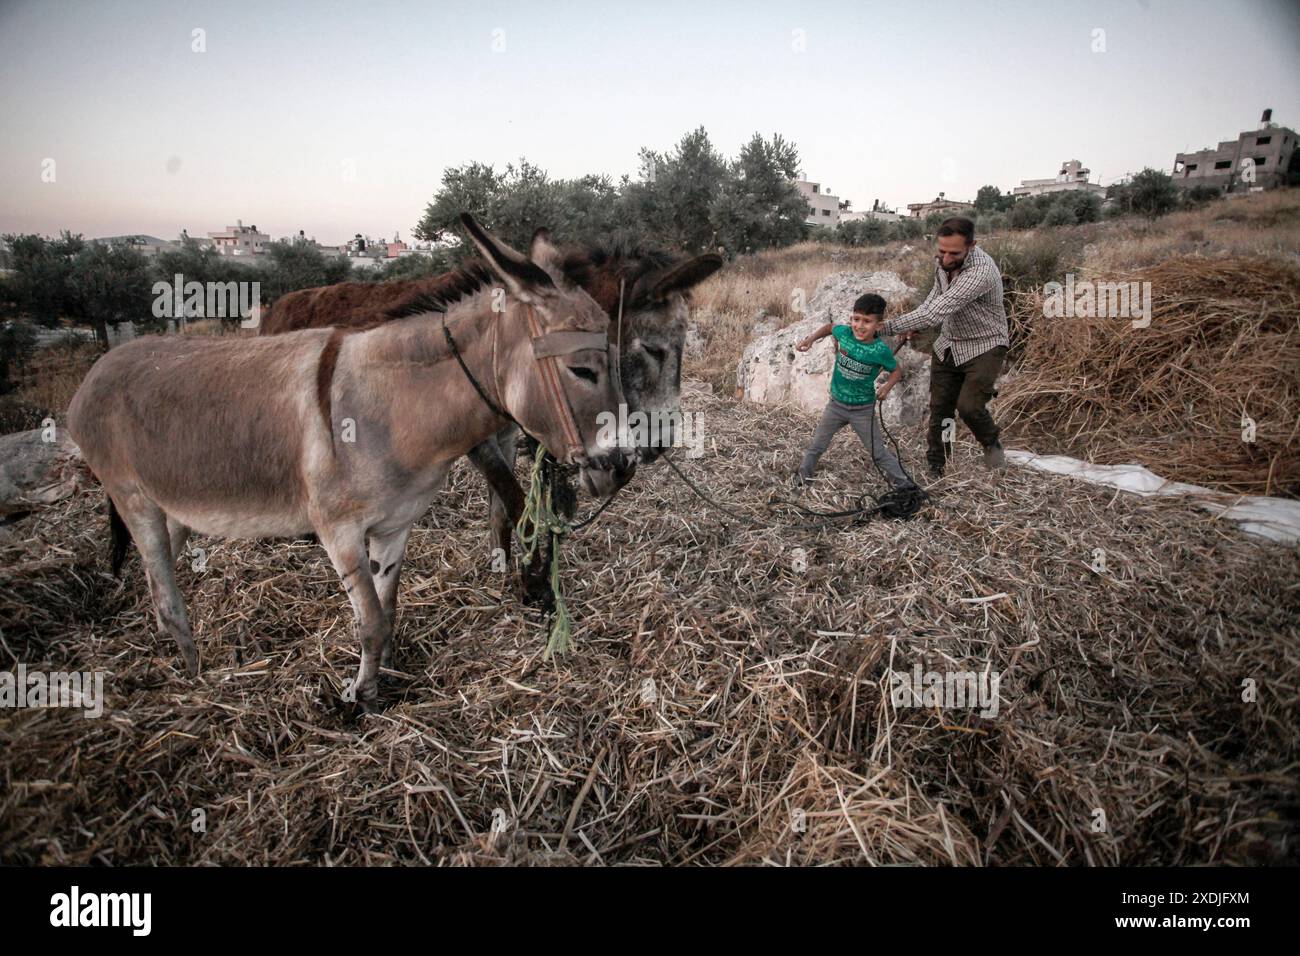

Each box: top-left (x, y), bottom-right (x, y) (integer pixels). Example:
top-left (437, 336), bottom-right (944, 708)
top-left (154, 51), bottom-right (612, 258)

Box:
top-left (1174, 109), bottom-right (1297, 193)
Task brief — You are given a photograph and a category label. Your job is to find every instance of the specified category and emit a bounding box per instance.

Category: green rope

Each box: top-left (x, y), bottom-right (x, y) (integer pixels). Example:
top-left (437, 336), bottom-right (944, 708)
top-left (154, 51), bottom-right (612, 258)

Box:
top-left (517, 444), bottom-right (573, 658)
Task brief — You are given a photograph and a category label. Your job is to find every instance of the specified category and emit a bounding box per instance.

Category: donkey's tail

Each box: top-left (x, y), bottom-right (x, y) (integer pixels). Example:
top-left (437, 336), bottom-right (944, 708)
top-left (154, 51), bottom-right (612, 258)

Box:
top-left (108, 496), bottom-right (132, 576)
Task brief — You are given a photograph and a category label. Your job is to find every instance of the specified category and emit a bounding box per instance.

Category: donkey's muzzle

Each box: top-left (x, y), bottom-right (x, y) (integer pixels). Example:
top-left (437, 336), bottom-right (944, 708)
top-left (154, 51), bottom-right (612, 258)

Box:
top-left (578, 449), bottom-right (635, 498)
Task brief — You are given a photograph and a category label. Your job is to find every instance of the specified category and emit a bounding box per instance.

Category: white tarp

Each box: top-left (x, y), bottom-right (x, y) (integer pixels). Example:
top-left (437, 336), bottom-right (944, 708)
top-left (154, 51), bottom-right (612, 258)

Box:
top-left (1006, 450), bottom-right (1300, 547)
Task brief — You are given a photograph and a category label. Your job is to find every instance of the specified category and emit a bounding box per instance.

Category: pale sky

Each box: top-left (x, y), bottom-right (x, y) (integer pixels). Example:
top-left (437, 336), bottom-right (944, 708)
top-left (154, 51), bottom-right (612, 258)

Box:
top-left (2, 0), bottom-right (1297, 245)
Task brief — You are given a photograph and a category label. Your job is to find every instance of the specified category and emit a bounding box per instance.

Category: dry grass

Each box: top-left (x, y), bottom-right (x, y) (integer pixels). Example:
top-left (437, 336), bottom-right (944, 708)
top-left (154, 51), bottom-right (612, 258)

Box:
top-left (0, 340), bottom-right (100, 433)
top-left (1085, 190), bottom-right (1300, 272)
top-left (2, 383), bottom-right (1297, 866)
top-left (998, 256), bottom-right (1300, 497)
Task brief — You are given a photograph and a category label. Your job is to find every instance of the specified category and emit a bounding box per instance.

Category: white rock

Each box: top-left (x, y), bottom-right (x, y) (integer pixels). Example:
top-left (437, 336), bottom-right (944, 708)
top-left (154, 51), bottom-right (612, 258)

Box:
top-left (750, 311), bottom-right (779, 340)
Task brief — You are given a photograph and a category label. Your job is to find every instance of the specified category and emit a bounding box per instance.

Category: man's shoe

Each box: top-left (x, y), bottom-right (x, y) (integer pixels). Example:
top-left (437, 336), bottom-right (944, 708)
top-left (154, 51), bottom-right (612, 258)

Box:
top-left (982, 443), bottom-right (1007, 470)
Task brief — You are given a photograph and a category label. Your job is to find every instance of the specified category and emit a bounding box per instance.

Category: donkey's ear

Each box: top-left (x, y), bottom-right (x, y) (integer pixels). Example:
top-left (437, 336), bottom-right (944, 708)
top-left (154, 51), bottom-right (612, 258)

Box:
top-left (529, 227), bottom-right (563, 274)
top-left (648, 254), bottom-right (724, 301)
top-left (459, 213), bottom-right (555, 298)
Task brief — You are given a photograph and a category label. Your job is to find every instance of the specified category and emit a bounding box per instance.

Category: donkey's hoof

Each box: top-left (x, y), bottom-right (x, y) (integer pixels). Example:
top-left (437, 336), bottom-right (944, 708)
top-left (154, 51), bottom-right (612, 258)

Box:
top-left (180, 649), bottom-right (200, 677)
top-left (343, 679), bottom-right (381, 716)
top-left (517, 575), bottom-right (555, 612)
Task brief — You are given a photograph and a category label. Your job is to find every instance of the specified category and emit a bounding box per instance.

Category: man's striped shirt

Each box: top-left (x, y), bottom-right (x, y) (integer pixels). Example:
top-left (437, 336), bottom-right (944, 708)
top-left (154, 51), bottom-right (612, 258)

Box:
top-left (882, 244), bottom-right (1009, 365)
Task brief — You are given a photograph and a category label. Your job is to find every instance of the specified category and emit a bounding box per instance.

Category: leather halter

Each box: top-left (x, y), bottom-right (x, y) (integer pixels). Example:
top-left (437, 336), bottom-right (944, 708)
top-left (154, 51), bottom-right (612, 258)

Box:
top-left (442, 301), bottom-right (611, 463)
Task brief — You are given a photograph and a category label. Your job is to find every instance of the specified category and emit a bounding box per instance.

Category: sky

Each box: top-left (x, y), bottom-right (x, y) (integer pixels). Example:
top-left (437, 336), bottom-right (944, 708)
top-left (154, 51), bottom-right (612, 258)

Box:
top-left (2, 0), bottom-right (1298, 245)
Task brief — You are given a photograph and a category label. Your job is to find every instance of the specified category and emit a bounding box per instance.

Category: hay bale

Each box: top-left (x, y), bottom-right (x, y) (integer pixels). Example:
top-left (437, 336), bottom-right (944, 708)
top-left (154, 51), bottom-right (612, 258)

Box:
top-left (998, 256), bottom-right (1300, 497)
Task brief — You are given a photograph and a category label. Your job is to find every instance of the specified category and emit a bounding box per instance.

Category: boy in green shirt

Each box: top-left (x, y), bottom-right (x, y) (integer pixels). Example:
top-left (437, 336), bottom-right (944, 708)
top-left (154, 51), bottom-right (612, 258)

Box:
top-left (794, 293), bottom-right (915, 488)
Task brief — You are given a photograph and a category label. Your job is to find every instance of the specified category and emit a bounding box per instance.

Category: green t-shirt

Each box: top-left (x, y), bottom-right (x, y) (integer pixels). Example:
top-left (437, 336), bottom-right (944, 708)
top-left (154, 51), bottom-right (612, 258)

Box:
top-left (829, 326), bottom-right (897, 405)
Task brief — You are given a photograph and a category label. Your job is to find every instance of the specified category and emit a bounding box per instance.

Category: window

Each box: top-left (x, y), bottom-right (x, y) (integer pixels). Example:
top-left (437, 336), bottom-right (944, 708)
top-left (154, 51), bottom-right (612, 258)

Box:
top-left (1254, 157), bottom-right (1266, 166)
top-left (808, 207), bottom-right (815, 216)
top-left (1256, 136), bottom-right (1271, 146)
top-left (1185, 163), bottom-right (1198, 172)
top-left (1214, 160), bottom-right (1231, 169)
top-left (812, 185), bottom-right (819, 193)
top-left (822, 209), bottom-right (831, 216)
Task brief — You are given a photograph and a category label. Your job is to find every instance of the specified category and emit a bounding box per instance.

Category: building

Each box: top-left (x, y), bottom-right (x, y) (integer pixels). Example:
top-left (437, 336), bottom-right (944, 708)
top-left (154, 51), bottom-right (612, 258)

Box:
top-left (208, 220), bottom-right (269, 256)
top-left (906, 193), bottom-right (974, 219)
top-left (91, 235), bottom-right (177, 257)
top-left (384, 232), bottom-right (409, 258)
top-left (840, 199), bottom-right (901, 224)
top-left (1173, 109), bottom-right (1297, 194)
top-left (794, 175), bottom-right (841, 227)
top-left (1012, 159), bottom-right (1106, 199)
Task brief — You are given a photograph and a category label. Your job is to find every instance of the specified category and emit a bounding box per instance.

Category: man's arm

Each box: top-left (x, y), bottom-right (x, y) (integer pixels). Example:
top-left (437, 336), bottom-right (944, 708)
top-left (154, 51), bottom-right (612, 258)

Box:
top-left (883, 254), bottom-right (998, 336)
top-left (796, 322), bottom-right (834, 352)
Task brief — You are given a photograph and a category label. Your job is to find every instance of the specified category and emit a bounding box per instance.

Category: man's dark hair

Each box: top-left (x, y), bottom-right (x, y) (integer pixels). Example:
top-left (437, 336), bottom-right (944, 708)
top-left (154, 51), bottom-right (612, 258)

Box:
top-left (852, 293), bottom-right (886, 317)
top-left (937, 217), bottom-right (975, 243)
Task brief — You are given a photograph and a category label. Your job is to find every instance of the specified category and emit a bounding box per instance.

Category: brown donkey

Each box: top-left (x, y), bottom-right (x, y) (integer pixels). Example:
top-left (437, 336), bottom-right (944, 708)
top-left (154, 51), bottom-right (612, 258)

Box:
top-left (262, 243), bottom-right (722, 594)
top-left (68, 215), bottom-right (633, 708)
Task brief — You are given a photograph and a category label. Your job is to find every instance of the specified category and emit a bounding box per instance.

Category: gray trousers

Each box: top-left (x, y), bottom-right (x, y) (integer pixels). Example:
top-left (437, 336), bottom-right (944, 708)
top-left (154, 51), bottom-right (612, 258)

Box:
top-left (801, 399), bottom-right (912, 488)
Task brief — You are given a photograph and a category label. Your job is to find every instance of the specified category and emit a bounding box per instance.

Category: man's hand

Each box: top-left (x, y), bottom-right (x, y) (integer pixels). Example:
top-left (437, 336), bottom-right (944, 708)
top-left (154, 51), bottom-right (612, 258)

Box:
top-left (796, 338), bottom-right (813, 352)
top-left (877, 384), bottom-right (893, 402)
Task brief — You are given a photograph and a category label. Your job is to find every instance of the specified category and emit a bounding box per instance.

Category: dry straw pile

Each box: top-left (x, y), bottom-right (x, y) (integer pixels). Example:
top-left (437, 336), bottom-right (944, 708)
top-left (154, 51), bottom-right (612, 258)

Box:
top-left (2, 383), bottom-right (1296, 865)
top-left (999, 256), bottom-right (1300, 497)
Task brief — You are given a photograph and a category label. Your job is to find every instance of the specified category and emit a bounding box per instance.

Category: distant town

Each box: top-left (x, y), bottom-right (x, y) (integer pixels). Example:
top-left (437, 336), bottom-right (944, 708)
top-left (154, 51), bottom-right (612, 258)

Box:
top-left (88, 225), bottom-right (440, 268)
top-left (797, 109), bottom-right (1295, 228)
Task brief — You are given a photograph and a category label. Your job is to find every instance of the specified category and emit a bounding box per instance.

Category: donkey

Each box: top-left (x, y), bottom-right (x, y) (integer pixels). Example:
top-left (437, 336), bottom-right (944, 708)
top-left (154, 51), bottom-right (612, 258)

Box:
top-left (68, 215), bottom-right (634, 709)
top-left (262, 242), bottom-right (722, 596)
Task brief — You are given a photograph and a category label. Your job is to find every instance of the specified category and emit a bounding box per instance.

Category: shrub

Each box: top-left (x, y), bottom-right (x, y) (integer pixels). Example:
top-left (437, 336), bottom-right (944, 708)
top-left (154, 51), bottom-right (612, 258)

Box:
top-left (1009, 200), bottom-right (1044, 230)
top-left (1042, 203), bottom-right (1075, 227)
top-left (1184, 184), bottom-right (1221, 206)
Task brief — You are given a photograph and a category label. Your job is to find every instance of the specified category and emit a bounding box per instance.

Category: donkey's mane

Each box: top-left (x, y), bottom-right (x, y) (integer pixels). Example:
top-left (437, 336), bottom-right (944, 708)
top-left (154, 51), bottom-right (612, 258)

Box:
top-left (382, 244), bottom-right (684, 323)
top-left (559, 244), bottom-right (681, 315)
top-left (384, 261), bottom-right (497, 320)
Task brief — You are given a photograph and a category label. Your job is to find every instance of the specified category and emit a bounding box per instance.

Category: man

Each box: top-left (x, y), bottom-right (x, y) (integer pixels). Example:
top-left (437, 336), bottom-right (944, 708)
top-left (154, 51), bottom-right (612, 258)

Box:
top-left (882, 216), bottom-right (1008, 477)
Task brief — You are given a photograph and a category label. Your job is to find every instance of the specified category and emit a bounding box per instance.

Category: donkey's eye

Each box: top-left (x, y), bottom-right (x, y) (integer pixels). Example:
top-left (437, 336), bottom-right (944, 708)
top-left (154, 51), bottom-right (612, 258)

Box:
top-left (645, 345), bottom-right (667, 362)
top-left (568, 365), bottom-right (599, 385)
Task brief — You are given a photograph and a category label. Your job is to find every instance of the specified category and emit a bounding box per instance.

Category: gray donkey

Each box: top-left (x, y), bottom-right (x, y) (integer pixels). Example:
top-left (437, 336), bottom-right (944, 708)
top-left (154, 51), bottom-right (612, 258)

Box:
top-left (263, 243), bottom-right (723, 599)
top-left (68, 215), bottom-right (634, 708)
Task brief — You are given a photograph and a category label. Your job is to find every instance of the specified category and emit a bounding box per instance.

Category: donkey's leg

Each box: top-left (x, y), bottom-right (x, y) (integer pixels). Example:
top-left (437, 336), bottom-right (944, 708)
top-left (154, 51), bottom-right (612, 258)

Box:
top-left (166, 515), bottom-right (191, 566)
top-left (467, 434), bottom-right (524, 568)
top-left (368, 525), bottom-right (411, 670)
top-left (315, 521), bottom-right (388, 710)
top-left (116, 495), bottom-right (199, 674)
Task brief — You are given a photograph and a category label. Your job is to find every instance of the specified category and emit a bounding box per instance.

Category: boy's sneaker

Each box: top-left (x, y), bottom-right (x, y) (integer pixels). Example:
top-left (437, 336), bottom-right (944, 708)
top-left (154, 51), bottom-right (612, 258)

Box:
top-left (982, 442), bottom-right (1007, 470)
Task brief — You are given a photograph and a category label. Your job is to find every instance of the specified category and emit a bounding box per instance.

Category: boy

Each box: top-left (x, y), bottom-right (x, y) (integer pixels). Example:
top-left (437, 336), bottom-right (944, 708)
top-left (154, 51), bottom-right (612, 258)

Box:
top-left (794, 293), bottom-right (915, 489)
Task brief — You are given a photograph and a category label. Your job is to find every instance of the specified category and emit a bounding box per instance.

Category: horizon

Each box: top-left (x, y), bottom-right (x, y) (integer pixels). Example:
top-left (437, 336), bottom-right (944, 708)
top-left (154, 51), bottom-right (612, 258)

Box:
top-left (2, 0), bottom-right (1298, 245)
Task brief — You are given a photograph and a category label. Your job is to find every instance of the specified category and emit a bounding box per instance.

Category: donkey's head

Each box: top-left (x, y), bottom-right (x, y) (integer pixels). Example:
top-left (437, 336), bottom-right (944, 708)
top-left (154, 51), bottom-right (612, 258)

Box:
top-left (460, 214), bottom-right (634, 497)
top-left (564, 249), bottom-right (723, 463)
